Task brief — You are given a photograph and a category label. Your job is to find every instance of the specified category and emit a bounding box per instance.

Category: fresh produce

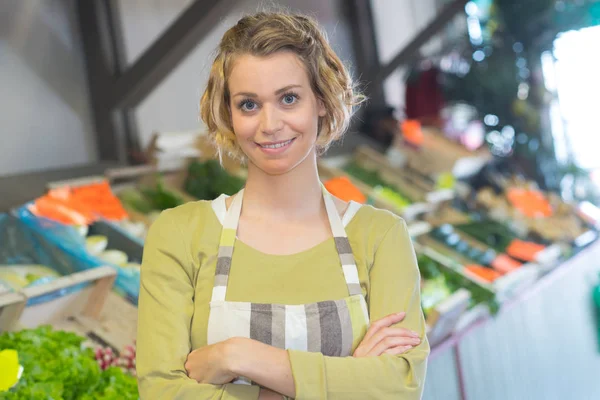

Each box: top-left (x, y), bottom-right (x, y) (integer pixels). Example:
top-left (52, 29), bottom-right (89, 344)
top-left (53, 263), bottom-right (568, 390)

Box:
top-left (343, 161), bottom-right (389, 188)
top-left (373, 186), bottom-right (412, 210)
top-left (185, 160), bottom-right (245, 200)
top-left (430, 224), bottom-right (522, 277)
top-left (473, 173), bottom-right (590, 242)
top-left (0, 326), bottom-right (138, 399)
top-left (94, 343), bottom-right (136, 376)
top-left (324, 177), bottom-right (367, 203)
top-left (0, 265), bottom-right (60, 293)
top-left (28, 182), bottom-right (128, 225)
top-left (343, 162), bottom-right (412, 208)
top-left (98, 250), bottom-right (129, 267)
top-left (455, 221), bottom-right (520, 253)
top-left (85, 235), bottom-right (108, 256)
top-left (418, 254), bottom-right (498, 314)
top-left (118, 178), bottom-right (185, 215)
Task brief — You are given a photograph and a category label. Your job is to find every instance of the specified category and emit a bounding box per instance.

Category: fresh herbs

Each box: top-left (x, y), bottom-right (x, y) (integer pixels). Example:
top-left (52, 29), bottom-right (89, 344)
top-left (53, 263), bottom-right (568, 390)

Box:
top-left (184, 160), bottom-right (245, 200)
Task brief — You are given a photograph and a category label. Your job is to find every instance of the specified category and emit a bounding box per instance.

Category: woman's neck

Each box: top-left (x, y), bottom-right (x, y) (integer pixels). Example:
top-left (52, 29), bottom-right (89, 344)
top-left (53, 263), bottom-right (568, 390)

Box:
top-left (241, 153), bottom-right (323, 222)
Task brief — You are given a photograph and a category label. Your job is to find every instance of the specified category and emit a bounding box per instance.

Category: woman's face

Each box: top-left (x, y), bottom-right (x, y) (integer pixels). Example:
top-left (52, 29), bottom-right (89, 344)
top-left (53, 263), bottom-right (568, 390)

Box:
top-left (228, 51), bottom-right (326, 176)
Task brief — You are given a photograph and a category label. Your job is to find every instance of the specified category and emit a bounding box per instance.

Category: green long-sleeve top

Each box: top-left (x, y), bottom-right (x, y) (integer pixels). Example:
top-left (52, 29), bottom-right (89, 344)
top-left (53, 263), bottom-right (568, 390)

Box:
top-left (136, 196), bottom-right (429, 399)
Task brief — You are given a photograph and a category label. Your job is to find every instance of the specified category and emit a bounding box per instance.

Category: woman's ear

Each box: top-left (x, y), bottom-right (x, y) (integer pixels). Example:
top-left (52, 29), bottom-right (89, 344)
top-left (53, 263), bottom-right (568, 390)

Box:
top-left (318, 98), bottom-right (326, 117)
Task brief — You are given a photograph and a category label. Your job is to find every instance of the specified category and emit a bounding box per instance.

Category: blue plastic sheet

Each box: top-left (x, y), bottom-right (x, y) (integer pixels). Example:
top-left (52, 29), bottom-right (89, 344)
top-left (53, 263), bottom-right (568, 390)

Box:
top-left (10, 206), bottom-right (140, 304)
top-left (0, 213), bottom-right (85, 305)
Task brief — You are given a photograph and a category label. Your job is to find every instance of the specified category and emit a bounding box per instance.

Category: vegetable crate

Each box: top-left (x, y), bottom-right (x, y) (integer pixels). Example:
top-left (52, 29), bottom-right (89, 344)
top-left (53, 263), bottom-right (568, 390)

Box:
top-left (415, 230), bottom-right (540, 304)
top-left (0, 266), bottom-right (138, 352)
top-left (318, 158), bottom-right (434, 222)
top-left (13, 204), bottom-right (143, 304)
top-left (390, 126), bottom-right (492, 179)
top-left (352, 146), bottom-right (455, 205)
top-left (411, 237), bottom-right (495, 346)
top-left (106, 164), bottom-right (197, 230)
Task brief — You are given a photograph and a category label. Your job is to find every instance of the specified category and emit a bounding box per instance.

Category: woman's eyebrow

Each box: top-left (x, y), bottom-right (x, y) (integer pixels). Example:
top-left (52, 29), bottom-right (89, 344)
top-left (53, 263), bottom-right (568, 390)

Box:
top-left (232, 84), bottom-right (302, 98)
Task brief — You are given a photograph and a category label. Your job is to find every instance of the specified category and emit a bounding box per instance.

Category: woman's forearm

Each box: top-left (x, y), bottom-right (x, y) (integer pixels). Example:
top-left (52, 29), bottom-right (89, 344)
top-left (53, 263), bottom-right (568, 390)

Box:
top-left (229, 338), bottom-right (296, 398)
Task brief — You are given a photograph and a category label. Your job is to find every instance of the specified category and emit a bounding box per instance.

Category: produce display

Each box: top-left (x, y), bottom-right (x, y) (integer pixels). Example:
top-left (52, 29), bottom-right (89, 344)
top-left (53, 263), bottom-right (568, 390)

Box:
top-left (429, 224), bottom-right (524, 281)
top-left (454, 220), bottom-right (548, 262)
top-left (118, 178), bottom-right (185, 216)
top-left (323, 177), bottom-right (367, 203)
top-left (0, 326), bottom-right (137, 399)
top-left (184, 160), bottom-right (245, 200)
top-left (419, 253), bottom-right (498, 316)
top-left (0, 265), bottom-right (59, 295)
top-left (476, 186), bottom-right (588, 242)
top-left (3, 138), bottom-right (598, 378)
top-left (84, 234), bottom-right (140, 272)
top-left (94, 343), bottom-right (136, 376)
top-left (343, 161), bottom-right (412, 208)
top-left (29, 182), bottom-right (128, 226)
top-left (343, 161), bottom-right (390, 188)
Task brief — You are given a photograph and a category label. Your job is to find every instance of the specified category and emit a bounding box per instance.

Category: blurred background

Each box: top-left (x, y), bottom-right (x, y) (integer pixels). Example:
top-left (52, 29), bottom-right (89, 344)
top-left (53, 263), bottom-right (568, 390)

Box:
top-left (1, 1), bottom-right (600, 399)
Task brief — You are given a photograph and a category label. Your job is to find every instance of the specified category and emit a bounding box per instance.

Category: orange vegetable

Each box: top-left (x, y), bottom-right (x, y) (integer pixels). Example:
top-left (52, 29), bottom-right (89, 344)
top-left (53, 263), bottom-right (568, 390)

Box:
top-left (465, 265), bottom-right (502, 283)
top-left (506, 188), bottom-right (553, 218)
top-left (324, 176), bottom-right (367, 203)
top-left (506, 239), bottom-right (546, 262)
top-left (30, 180), bottom-right (128, 225)
top-left (401, 119), bottom-right (424, 146)
top-left (490, 254), bottom-right (522, 274)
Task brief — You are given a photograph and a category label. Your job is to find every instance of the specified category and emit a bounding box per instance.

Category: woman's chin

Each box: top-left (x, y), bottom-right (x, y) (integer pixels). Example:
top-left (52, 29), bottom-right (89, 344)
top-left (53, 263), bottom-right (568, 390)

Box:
top-left (255, 159), bottom-right (298, 176)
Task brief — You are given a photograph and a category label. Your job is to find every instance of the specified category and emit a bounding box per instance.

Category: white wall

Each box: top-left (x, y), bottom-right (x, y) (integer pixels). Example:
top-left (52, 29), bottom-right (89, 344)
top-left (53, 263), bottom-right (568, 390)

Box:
top-left (116, 0), bottom-right (357, 150)
top-left (0, 0), bottom-right (97, 177)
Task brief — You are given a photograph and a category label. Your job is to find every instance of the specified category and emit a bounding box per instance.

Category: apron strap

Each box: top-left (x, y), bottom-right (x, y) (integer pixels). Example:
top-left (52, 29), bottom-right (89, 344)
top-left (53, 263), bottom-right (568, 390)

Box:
top-left (212, 190), bottom-right (244, 302)
top-left (322, 187), bottom-right (363, 296)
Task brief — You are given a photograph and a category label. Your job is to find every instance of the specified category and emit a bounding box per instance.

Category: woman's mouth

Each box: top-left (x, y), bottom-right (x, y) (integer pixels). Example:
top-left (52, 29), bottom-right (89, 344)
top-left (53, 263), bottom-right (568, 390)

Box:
top-left (256, 138), bottom-right (297, 154)
top-left (258, 138), bottom-right (295, 149)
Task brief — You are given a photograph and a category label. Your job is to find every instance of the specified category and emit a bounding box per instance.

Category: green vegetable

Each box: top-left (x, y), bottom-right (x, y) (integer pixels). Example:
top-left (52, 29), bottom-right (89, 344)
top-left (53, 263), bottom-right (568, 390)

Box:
top-left (373, 186), bottom-right (411, 210)
top-left (140, 179), bottom-right (185, 211)
top-left (119, 178), bottom-right (185, 214)
top-left (417, 254), bottom-right (498, 314)
top-left (343, 162), bottom-right (411, 208)
top-left (79, 368), bottom-right (138, 400)
top-left (118, 189), bottom-right (154, 214)
top-left (455, 221), bottom-right (521, 253)
top-left (0, 326), bottom-right (137, 400)
top-left (343, 161), bottom-right (389, 188)
top-left (185, 160), bottom-right (245, 200)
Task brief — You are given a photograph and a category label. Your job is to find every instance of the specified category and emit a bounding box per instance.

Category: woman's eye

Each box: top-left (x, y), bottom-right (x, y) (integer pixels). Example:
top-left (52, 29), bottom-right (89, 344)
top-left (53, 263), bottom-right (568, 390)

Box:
top-left (240, 100), bottom-right (257, 112)
top-left (282, 94), bottom-right (298, 105)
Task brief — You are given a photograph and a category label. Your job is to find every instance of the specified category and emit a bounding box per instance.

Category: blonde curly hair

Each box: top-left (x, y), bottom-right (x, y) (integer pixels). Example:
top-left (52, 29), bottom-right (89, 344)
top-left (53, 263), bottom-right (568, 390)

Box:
top-left (199, 12), bottom-right (365, 161)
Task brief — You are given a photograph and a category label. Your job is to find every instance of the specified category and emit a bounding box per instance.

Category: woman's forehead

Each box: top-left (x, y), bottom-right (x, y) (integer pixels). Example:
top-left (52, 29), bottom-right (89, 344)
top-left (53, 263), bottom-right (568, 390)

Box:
top-left (228, 52), bottom-right (310, 93)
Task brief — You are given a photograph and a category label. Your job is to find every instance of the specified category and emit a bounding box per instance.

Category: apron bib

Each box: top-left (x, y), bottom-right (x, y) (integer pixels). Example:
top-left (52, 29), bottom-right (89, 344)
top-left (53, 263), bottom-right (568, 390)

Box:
top-left (207, 187), bottom-right (370, 384)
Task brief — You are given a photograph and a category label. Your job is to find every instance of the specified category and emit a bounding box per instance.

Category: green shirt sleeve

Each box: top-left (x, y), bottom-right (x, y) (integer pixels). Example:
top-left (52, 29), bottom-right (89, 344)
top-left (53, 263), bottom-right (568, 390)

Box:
top-left (136, 209), bottom-right (260, 400)
top-left (288, 219), bottom-right (430, 400)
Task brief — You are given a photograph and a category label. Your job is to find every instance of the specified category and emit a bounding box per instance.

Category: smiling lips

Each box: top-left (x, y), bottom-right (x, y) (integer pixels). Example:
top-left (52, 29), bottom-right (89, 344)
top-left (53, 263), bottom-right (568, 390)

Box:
top-left (257, 138), bottom-right (296, 149)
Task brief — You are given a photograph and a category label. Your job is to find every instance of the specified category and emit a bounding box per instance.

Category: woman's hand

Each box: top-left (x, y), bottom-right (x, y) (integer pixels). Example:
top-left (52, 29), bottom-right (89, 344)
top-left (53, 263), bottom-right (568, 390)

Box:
top-left (184, 339), bottom-right (238, 385)
top-left (353, 312), bottom-right (421, 357)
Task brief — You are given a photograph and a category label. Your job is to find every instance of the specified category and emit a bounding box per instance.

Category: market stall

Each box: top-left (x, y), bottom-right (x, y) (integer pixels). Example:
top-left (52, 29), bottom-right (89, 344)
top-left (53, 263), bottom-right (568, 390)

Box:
top-left (1, 129), bottom-right (599, 398)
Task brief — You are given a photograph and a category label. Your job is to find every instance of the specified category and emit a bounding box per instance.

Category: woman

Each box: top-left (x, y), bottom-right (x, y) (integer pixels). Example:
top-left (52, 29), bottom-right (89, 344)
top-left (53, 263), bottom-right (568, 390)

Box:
top-left (137, 12), bottom-right (429, 400)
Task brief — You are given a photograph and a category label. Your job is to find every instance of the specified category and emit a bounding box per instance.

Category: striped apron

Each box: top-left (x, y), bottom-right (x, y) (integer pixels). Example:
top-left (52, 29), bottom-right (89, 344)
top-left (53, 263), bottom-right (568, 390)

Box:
top-left (206, 187), bottom-right (370, 385)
